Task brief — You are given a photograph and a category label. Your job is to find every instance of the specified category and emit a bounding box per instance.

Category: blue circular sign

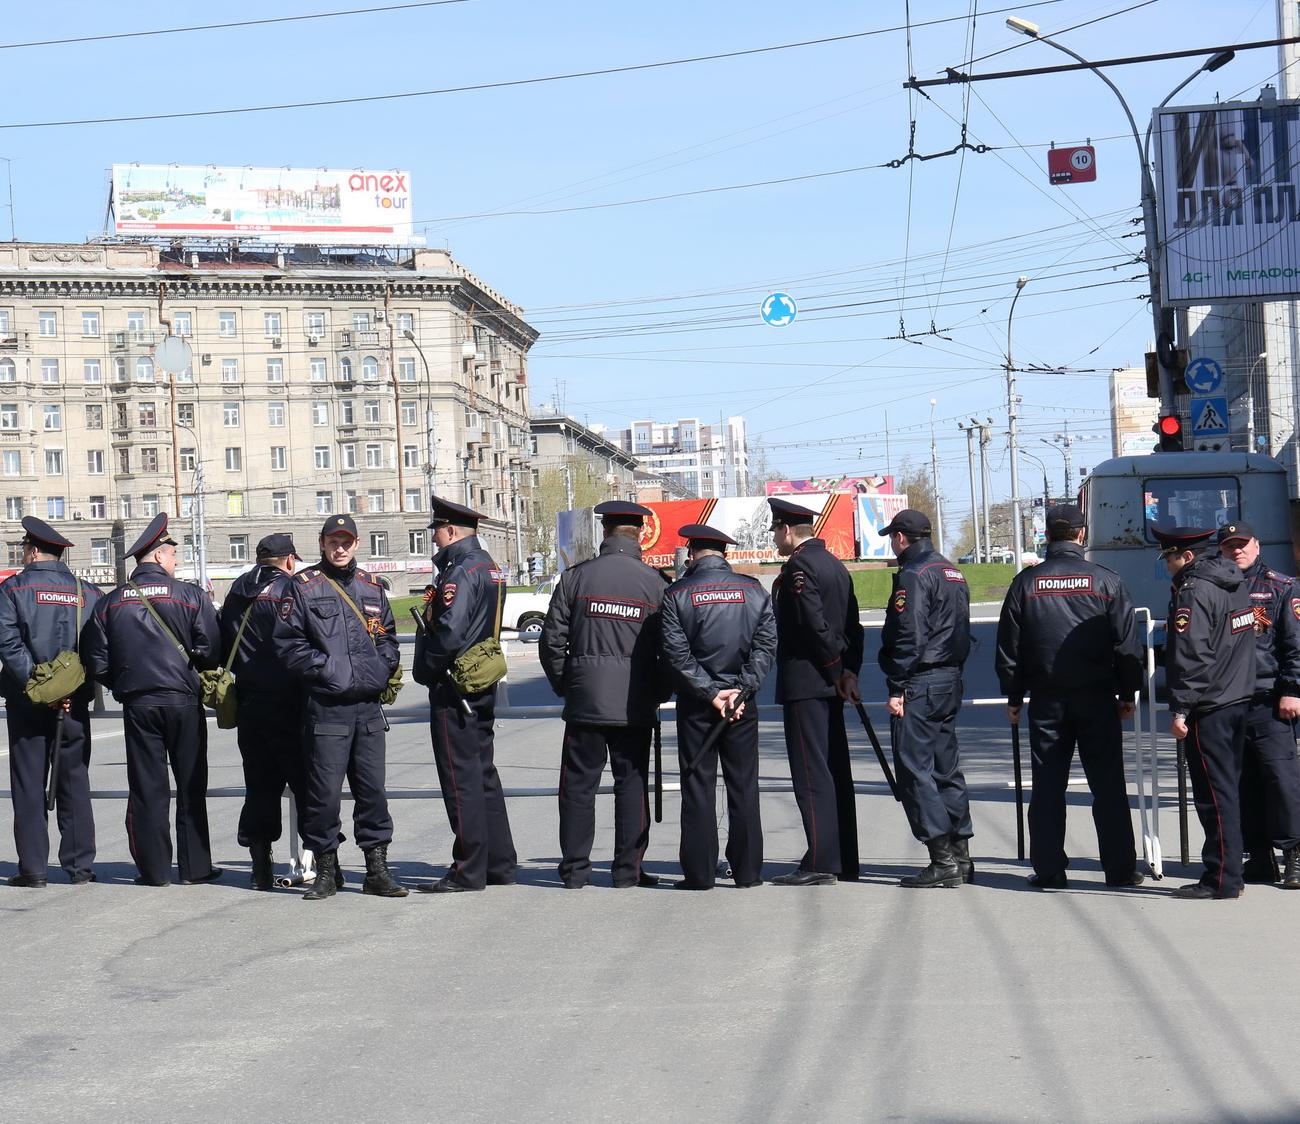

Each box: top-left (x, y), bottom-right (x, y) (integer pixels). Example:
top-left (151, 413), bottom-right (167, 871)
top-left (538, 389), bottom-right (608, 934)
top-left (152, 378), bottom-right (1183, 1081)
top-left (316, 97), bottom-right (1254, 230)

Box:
top-left (1185, 356), bottom-right (1224, 395)
top-left (760, 292), bottom-right (797, 327)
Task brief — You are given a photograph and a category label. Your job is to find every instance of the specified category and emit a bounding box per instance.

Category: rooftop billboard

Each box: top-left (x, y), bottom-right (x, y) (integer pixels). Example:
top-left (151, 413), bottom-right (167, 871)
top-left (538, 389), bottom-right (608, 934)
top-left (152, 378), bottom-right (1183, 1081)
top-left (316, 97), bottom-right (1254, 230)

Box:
top-left (111, 164), bottom-right (416, 245)
top-left (1155, 99), bottom-right (1300, 304)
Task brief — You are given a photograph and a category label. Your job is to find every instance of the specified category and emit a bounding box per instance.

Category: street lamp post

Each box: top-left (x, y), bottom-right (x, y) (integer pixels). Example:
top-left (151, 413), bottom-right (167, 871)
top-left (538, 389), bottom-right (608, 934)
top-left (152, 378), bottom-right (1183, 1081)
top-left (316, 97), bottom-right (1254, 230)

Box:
top-left (1038, 437), bottom-right (1069, 500)
top-left (403, 329), bottom-right (436, 504)
top-left (1006, 17), bottom-right (1234, 416)
top-left (1006, 276), bottom-right (1028, 566)
top-left (1018, 447), bottom-right (1051, 552)
top-left (929, 397), bottom-right (944, 554)
top-left (1246, 350), bottom-right (1268, 451)
top-left (957, 421), bottom-right (982, 563)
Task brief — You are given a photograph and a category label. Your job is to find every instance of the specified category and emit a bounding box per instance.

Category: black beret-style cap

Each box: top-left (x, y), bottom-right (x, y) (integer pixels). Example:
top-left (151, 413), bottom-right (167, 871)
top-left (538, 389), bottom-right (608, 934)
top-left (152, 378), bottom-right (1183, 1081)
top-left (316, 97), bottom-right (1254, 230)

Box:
top-left (320, 513), bottom-right (358, 540)
top-left (257, 533), bottom-right (301, 560)
top-left (879, 508), bottom-right (933, 537)
top-left (20, 515), bottom-right (73, 551)
top-left (1046, 504), bottom-right (1086, 530)
top-left (1216, 521), bottom-right (1256, 545)
top-left (679, 522), bottom-right (737, 547)
top-left (1153, 525), bottom-right (1215, 557)
top-left (126, 513), bottom-right (177, 560)
top-left (767, 497), bottom-right (818, 526)
top-left (427, 496), bottom-right (484, 529)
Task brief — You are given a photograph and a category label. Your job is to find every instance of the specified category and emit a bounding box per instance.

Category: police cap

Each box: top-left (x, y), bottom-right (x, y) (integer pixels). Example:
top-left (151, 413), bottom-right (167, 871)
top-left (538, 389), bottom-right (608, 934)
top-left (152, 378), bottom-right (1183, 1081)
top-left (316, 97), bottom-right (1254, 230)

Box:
top-left (256, 533), bottom-right (301, 561)
top-left (1216, 520), bottom-right (1257, 546)
top-left (1046, 504), bottom-right (1085, 530)
top-left (679, 522), bottom-right (736, 548)
top-left (427, 496), bottom-right (484, 530)
top-left (126, 513), bottom-right (178, 560)
top-left (20, 515), bottom-right (73, 552)
top-left (319, 514), bottom-right (358, 541)
top-left (767, 497), bottom-right (818, 527)
top-left (594, 500), bottom-right (653, 527)
top-left (879, 508), bottom-right (933, 537)
top-left (1153, 525), bottom-right (1215, 558)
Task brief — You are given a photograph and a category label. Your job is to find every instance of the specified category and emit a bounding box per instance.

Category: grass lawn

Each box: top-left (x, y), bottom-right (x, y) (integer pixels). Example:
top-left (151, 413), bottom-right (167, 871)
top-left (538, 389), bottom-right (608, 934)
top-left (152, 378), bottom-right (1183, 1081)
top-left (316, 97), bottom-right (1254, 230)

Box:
top-left (851, 563), bottom-right (1016, 610)
top-left (391, 588), bottom-right (534, 632)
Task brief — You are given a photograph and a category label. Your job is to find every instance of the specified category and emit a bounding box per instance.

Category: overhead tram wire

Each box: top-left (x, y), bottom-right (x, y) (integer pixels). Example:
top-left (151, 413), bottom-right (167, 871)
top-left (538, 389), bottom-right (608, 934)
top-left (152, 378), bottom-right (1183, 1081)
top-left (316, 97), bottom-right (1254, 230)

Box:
top-left (946, 0), bottom-right (1161, 72)
top-left (0, 1), bottom-right (474, 51)
top-left (0, 4), bottom-right (1071, 130)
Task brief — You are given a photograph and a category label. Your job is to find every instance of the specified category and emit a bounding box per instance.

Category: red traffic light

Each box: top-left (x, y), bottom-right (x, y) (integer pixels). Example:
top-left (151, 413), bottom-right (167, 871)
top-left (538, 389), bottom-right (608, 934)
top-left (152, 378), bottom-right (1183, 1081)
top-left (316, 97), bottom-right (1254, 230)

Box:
top-left (1155, 414), bottom-right (1184, 451)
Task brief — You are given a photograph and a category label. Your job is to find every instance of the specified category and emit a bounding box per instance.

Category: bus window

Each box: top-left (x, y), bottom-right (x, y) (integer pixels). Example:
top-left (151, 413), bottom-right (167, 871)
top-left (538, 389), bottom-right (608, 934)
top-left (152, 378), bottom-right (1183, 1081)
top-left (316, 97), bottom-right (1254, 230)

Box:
top-left (1142, 476), bottom-right (1239, 541)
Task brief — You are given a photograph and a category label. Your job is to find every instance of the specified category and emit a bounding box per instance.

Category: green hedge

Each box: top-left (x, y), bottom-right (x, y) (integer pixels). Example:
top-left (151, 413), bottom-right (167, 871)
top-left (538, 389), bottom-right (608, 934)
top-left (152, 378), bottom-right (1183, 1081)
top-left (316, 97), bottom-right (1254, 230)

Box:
top-left (852, 563), bottom-right (1016, 609)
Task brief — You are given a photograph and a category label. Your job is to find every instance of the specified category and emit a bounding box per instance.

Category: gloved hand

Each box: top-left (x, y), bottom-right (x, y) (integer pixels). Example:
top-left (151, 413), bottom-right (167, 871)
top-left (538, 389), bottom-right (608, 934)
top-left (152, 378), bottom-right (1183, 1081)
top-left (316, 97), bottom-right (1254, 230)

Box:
top-left (380, 665), bottom-right (404, 705)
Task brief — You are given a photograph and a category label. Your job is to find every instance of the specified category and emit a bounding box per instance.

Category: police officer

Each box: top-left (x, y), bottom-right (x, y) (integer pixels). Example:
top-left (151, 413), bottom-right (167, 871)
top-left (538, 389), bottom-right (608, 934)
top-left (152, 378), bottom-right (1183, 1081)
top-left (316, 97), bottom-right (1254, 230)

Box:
top-left (995, 504), bottom-right (1144, 889)
top-left (81, 513), bottom-right (223, 887)
top-left (0, 517), bottom-right (102, 886)
top-left (220, 532), bottom-right (312, 891)
top-left (661, 523), bottom-right (777, 889)
top-left (272, 514), bottom-right (406, 900)
top-left (1156, 526), bottom-right (1256, 900)
top-left (1215, 521), bottom-right (1300, 888)
top-left (413, 497), bottom-right (517, 893)
top-left (879, 507), bottom-right (972, 889)
top-left (540, 500), bottom-right (668, 889)
top-left (768, 497), bottom-right (863, 886)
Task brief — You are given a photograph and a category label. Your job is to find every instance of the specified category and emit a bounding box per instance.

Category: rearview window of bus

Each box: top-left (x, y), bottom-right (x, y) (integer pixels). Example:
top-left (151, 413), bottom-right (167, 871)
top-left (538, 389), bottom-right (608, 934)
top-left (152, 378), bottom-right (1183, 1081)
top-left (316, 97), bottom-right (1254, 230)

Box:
top-left (1142, 476), bottom-right (1239, 541)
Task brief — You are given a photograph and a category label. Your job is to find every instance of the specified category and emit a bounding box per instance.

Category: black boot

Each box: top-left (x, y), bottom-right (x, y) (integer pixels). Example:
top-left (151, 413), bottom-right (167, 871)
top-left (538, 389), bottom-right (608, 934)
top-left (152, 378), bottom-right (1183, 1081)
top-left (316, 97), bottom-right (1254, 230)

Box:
top-left (900, 837), bottom-right (962, 888)
top-left (950, 834), bottom-right (975, 884)
top-left (1243, 851), bottom-right (1280, 883)
top-left (1284, 846), bottom-right (1300, 890)
top-left (249, 843), bottom-right (274, 891)
top-left (303, 851), bottom-right (338, 901)
top-left (362, 844), bottom-right (408, 898)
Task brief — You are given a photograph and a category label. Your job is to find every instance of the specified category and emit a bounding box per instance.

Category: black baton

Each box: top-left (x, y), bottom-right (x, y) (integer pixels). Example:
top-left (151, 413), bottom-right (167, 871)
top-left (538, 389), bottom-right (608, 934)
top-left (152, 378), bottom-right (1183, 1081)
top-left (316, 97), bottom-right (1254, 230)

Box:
top-left (1176, 738), bottom-right (1190, 867)
top-left (653, 719), bottom-right (663, 824)
top-left (410, 606), bottom-right (472, 717)
top-left (1011, 721), bottom-right (1025, 861)
top-left (682, 691), bottom-right (751, 780)
top-left (45, 707), bottom-right (65, 813)
top-left (853, 701), bottom-right (901, 801)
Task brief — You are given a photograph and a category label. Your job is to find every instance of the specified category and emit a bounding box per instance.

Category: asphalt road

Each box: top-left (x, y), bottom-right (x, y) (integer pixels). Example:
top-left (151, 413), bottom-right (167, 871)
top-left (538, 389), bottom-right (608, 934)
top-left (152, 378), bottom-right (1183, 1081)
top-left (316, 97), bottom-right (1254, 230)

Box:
top-left (2, 621), bottom-right (1298, 1122)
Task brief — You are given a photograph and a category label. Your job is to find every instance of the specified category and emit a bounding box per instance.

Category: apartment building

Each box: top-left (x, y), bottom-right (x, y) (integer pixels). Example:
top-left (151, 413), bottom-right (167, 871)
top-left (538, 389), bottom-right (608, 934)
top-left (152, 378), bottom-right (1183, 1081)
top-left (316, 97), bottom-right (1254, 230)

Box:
top-left (595, 415), bottom-right (748, 498)
top-left (0, 241), bottom-right (537, 594)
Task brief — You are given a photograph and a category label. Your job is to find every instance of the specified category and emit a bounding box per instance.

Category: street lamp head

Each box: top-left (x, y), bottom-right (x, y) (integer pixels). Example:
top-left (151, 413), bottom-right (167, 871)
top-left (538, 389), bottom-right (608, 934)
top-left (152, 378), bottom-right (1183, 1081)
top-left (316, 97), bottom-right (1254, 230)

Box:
top-left (403, 329), bottom-right (416, 341)
top-left (1015, 275), bottom-right (1029, 290)
top-left (1006, 16), bottom-right (1040, 37)
top-left (930, 397), bottom-right (937, 406)
top-left (1204, 50), bottom-right (1234, 73)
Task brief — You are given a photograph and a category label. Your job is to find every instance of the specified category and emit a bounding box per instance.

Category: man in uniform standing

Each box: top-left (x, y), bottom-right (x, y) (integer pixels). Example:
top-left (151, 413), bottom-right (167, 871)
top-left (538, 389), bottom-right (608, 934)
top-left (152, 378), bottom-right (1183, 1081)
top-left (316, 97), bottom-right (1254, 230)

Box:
top-left (996, 504), bottom-right (1144, 889)
top-left (768, 496), bottom-right (863, 887)
top-left (1156, 526), bottom-right (1256, 900)
top-left (81, 513), bottom-right (223, 886)
top-left (661, 523), bottom-right (777, 890)
top-left (540, 500), bottom-right (667, 889)
top-left (220, 533), bottom-right (311, 891)
top-left (273, 514), bottom-right (407, 901)
top-left (413, 497), bottom-right (517, 893)
top-left (0, 517), bottom-right (102, 886)
top-left (1215, 521), bottom-right (1300, 888)
top-left (879, 508), bottom-right (972, 889)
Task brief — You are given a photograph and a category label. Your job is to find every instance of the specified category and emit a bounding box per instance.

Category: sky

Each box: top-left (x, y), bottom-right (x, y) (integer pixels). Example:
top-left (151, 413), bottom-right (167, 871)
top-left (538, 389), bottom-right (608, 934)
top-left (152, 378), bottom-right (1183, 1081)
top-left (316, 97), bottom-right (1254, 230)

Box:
top-left (0, 0), bottom-right (1288, 530)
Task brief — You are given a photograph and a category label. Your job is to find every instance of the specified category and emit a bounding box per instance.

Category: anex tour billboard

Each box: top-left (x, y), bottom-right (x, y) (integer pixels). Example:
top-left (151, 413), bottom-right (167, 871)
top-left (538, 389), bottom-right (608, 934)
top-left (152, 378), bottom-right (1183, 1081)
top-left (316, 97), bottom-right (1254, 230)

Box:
top-left (112, 164), bottom-right (416, 245)
top-left (1155, 99), bottom-right (1300, 304)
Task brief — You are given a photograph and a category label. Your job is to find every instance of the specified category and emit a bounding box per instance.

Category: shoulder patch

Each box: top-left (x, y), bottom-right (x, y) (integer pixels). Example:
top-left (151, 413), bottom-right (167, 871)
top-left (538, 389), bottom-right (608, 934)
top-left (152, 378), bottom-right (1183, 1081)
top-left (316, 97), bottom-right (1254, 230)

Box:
top-left (892, 588), bottom-right (906, 613)
top-left (1293, 598), bottom-right (1300, 621)
top-left (279, 597), bottom-right (295, 621)
top-left (583, 596), bottom-right (646, 622)
top-left (297, 571), bottom-right (314, 584)
top-left (1032, 574), bottom-right (1094, 596)
top-left (1173, 606), bottom-right (1191, 634)
top-left (791, 570), bottom-right (806, 594)
top-left (1231, 607), bottom-right (1257, 634)
top-left (942, 567), bottom-right (966, 583)
top-left (690, 587), bottom-right (746, 607)
top-left (442, 581), bottom-right (458, 607)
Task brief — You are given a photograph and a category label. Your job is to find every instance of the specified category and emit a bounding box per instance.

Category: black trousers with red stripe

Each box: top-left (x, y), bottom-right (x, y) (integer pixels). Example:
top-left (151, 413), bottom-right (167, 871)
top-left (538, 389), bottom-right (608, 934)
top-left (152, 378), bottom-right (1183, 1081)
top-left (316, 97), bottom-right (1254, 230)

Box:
top-left (557, 723), bottom-right (651, 887)
top-left (781, 697), bottom-right (858, 877)
top-left (1239, 695), bottom-right (1300, 859)
top-left (1185, 701), bottom-right (1248, 897)
top-left (429, 682), bottom-right (516, 889)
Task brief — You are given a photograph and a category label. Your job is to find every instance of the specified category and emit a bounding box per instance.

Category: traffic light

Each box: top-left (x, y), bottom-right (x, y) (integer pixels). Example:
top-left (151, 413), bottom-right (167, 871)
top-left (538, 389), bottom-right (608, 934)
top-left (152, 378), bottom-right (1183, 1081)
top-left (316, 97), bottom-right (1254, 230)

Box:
top-left (529, 553), bottom-right (544, 579)
top-left (1154, 414), bottom-right (1184, 452)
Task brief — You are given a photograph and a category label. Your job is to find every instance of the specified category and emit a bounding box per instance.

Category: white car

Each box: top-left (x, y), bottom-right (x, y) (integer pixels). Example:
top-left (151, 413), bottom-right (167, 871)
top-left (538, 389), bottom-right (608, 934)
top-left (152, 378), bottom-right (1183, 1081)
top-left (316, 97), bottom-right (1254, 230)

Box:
top-left (504, 578), bottom-right (555, 640)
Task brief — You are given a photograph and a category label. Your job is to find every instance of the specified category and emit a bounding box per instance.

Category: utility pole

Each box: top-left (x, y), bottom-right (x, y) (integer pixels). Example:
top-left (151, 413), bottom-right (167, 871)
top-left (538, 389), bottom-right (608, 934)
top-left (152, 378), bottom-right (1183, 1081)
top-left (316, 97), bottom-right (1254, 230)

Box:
top-left (1280, 1), bottom-right (1300, 484)
top-left (510, 465), bottom-right (524, 583)
top-left (385, 285), bottom-right (406, 514)
top-left (958, 422), bottom-right (982, 563)
top-left (462, 453), bottom-right (472, 507)
top-left (929, 398), bottom-right (944, 554)
top-left (978, 420), bottom-right (992, 559)
top-left (194, 461), bottom-right (208, 592)
top-left (1006, 277), bottom-right (1028, 565)
top-left (564, 461), bottom-right (574, 511)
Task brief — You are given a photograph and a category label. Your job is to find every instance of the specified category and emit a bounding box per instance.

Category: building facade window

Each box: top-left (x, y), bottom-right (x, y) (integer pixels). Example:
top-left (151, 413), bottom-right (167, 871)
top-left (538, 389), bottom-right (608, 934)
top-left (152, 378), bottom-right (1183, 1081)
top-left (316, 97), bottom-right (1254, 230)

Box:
top-left (126, 311), bottom-right (146, 334)
top-left (404, 489), bottom-right (421, 512)
top-left (5, 496), bottom-right (22, 518)
top-left (91, 538), bottom-right (109, 565)
top-left (408, 529), bottom-right (425, 554)
top-left (313, 446), bottom-right (331, 469)
top-left (142, 494), bottom-right (160, 517)
top-left (218, 311), bottom-right (237, 337)
top-left (44, 449), bottom-right (63, 475)
top-left (221, 359), bottom-right (239, 383)
top-left (0, 403), bottom-right (18, 429)
top-left (310, 357), bottom-right (327, 381)
top-left (270, 446), bottom-right (287, 471)
top-left (46, 497), bottom-right (65, 518)
top-left (173, 311), bottom-right (192, 337)
top-left (41, 359), bottom-right (59, 384)
top-left (305, 311), bottom-right (326, 336)
top-left (403, 445), bottom-right (419, 468)
top-left (2, 450), bottom-right (21, 475)
top-left (85, 404), bottom-right (103, 429)
top-left (81, 311), bottom-right (100, 337)
top-left (83, 359), bottom-right (101, 384)
top-left (140, 447), bottom-right (158, 473)
top-left (341, 443), bottom-right (357, 470)
top-left (86, 450), bottom-right (104, 474)
top-left (361, 355), bottom-right (379, 381)
top-left (42, 404), bottom-right (61, 431)
top-left (177, 403), bottom-right (194, 426)
top-left (367, 489), bottom-right (384, 513)
top-left (344, 490), bottom-right (358, 514)
top-left (272, 491), bottom-right (288, 516)
top-left (37, 311), bottom-right (56, 337)
top-left (363, 399), bottom-right (381, 423)
top-left (0, 358), bottom-right (15, 382)
top-left (316, 491), bottom-right (331, 514)
top-left (137, 402), bottom-right (156, 428)
top-left (227, 492), bottom-right (244, 517)
top-left (264, 312), bottom-right (281, 338)
top-left (223, 402), bottom-right (240, 427)
top-left (311, 401), bottom-right (328, 426)
top-left (340, 400), bottom-right (354, 425)
top-left (396, 313), bottom-right (414, 334)
top-left (267, 401), bottom-right (285, 427)
top-left (135, 357), bottom-right (154, 382)
top-left (365, 443), bottom-right (382, 468)
top-left (400, 400), bottom-right (417, 426)
top-left (224, 447), bottom-right (242, 471)
top-left (398, 357), bottom-right (415, 382)
top-left (267, 358), bottom-right (284, 383)
top-left (369, 531), bottom-right (388, 557)
top-left (179, 448), bottom-right (196, 472)
top-left (88, 495), bottom-right (106, 519)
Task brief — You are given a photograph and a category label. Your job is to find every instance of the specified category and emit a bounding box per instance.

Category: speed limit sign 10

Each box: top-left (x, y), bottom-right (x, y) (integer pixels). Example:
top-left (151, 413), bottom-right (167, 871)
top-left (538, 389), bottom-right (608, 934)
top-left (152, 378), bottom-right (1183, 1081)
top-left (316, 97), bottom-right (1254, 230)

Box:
top-left (1047, 144), bottom-right (1097, 185)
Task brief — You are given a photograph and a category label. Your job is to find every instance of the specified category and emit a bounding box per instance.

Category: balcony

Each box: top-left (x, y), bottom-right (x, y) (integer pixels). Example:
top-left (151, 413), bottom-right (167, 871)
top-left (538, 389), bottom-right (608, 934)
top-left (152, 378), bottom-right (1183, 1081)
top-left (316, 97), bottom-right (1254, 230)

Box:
top-left (0, 332), bottom-right (31, 351)
top-left (336, 329), bottom-right (382, 349)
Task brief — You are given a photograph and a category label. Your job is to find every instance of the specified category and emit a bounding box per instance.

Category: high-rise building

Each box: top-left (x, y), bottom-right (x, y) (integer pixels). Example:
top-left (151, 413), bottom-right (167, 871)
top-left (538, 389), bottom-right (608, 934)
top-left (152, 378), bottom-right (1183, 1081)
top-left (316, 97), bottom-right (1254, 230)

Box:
top-left (595, 415), bottom-right (747, 498)
top-left (0, 241), bottom-right (537, 593)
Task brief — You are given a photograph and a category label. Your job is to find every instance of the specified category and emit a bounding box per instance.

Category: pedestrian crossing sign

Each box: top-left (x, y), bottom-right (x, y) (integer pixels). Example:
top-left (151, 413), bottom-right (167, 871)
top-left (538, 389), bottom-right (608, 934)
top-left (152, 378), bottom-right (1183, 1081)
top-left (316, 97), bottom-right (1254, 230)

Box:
top-left (1191, 396), bottom-right (1228, 437)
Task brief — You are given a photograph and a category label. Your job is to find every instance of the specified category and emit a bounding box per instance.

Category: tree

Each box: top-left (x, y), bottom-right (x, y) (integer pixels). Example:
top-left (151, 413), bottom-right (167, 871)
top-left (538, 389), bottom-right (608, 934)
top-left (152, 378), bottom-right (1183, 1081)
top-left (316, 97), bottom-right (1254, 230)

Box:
top-left (894, 457), bottom-right (939, 521)
top-left (744, 439), bottom-right (785, 497)
top-left (528, 455), bottom-right (612, 564)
